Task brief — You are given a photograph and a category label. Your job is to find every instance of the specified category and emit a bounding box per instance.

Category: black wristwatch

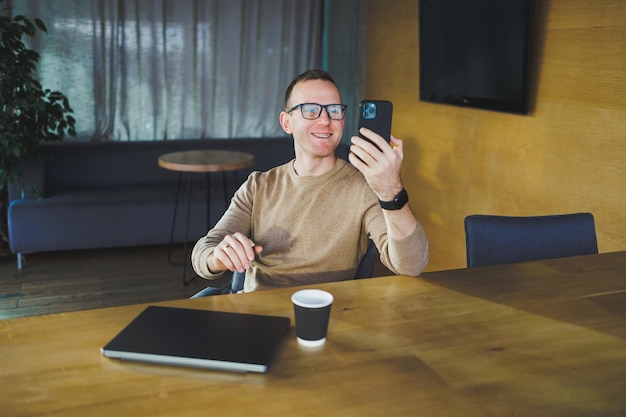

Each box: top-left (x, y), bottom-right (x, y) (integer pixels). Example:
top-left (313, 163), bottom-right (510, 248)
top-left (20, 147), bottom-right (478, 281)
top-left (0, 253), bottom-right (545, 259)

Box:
top-left (378, 188), bottom-right (409, 210)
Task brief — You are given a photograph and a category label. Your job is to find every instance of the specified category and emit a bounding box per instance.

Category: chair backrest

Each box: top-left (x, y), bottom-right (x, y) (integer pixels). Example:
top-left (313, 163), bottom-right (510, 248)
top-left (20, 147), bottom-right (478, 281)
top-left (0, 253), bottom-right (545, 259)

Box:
top-left (354, 238), bottom-right (378, 279)
top-left (464, 213), bottom-right (598, 268)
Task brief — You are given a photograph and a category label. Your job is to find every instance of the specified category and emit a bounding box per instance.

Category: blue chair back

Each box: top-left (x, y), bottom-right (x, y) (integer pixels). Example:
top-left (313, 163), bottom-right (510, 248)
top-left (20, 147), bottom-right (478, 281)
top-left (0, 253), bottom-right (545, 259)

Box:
top-left (464, 213), bottom-right (598, 268)
top-left (354, 238), bottom-right (378, 279)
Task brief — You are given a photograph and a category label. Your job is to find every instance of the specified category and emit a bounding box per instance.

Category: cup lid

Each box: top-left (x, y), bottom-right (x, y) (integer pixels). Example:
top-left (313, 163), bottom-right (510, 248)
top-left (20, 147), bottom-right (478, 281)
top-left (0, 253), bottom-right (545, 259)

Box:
top-left (291, 289), bottom-right (333, 308)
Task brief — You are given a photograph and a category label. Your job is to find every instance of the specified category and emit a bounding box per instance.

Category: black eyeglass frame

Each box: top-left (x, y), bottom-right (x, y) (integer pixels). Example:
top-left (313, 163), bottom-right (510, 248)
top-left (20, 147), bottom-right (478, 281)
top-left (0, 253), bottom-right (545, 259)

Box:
top-left (286, 103), bottom-right (348, 120)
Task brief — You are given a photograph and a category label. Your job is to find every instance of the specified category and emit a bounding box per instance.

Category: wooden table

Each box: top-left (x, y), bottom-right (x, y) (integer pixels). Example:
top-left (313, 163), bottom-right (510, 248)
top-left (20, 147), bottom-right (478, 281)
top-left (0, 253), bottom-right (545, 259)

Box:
top-left (158, 150), bottom-right (254, 284)
top-left (2, 251), bottom-right (625, 416)
top-left (158, 150), bottom-right (255, 174)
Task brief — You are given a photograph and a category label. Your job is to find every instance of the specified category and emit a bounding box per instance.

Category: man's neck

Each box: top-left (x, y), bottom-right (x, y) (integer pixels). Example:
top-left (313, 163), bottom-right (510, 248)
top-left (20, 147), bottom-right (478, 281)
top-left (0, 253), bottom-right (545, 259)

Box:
top-left (293, 155), bottom-right (337, 177)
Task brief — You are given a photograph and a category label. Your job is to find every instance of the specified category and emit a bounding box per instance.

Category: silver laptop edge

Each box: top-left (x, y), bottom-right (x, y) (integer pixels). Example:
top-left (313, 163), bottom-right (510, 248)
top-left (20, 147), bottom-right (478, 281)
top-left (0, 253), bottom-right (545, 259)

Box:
top-left (101, 347), bottom-right (267, 373)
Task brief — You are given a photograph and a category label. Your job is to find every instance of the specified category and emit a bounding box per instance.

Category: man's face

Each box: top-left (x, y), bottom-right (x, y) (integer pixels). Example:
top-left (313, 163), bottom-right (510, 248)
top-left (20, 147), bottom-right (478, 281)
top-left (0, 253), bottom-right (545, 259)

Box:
top-left (280, 79), bottom-right (344, 159)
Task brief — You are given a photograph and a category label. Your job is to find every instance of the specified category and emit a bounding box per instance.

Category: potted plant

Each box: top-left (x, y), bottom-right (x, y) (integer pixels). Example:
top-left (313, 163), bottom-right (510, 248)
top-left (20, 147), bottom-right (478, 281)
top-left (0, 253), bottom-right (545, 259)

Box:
top-left (1, 0), bottom-right (76, 254)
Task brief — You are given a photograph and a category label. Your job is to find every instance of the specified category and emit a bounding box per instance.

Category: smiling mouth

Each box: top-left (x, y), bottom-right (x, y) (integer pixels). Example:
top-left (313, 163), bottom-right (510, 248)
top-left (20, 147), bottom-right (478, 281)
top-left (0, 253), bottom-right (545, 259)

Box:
top-left (312, 133), bottom-right (332, 139)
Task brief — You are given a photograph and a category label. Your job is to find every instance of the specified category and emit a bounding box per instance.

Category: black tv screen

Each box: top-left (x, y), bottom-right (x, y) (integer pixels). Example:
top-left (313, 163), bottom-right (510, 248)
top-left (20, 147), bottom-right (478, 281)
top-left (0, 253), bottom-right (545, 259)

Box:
top-left (419, 0), bottom-right (533, 114)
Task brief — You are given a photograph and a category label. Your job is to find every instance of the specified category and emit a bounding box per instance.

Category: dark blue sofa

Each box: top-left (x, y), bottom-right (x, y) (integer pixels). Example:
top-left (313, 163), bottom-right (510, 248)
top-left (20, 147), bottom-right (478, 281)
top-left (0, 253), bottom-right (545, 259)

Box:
top-left (7, 138), bottom-right (295, 268)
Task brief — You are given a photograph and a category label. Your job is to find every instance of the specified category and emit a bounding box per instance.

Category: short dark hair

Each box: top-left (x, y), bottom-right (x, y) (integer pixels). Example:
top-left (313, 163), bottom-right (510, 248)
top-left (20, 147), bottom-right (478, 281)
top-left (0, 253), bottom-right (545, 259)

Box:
top-left (284, 69), bottom-right (339, 108)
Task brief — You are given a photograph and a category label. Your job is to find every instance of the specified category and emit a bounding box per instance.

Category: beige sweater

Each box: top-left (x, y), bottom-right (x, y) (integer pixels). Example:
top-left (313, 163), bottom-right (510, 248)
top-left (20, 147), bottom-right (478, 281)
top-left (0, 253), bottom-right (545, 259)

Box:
top-left (191, 158), bottom-right (428, 292)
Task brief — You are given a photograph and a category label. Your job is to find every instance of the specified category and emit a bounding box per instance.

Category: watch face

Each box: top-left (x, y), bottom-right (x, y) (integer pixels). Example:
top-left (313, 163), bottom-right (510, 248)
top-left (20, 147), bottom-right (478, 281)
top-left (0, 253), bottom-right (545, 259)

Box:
top-left (395, 189), bottom-right (408, 208)
top-left (380, 188), bottom-right (408, 210)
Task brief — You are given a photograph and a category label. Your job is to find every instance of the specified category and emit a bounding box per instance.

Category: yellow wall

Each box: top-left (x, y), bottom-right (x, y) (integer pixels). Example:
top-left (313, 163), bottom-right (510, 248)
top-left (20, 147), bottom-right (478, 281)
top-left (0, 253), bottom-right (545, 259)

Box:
top-left (365, 0), bottom-right (626, 271)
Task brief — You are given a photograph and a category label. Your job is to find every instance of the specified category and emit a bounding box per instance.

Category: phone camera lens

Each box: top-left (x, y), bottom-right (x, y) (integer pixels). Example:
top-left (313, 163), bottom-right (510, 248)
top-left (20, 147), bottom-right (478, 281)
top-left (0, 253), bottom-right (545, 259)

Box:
top-left (362, 102), bottom-right (377, 119)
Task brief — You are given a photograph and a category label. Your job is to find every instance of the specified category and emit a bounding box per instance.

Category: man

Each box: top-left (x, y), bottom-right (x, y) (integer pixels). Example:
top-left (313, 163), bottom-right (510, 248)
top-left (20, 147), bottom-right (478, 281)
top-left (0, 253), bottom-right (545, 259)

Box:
top-left (191, 69), bottom-right (428, 292)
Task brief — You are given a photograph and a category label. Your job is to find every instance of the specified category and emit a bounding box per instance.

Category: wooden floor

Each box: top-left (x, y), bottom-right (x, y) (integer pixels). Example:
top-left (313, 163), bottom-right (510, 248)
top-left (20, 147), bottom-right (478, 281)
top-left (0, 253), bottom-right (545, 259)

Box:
top-left (0, 244), bottom-right (228, 320)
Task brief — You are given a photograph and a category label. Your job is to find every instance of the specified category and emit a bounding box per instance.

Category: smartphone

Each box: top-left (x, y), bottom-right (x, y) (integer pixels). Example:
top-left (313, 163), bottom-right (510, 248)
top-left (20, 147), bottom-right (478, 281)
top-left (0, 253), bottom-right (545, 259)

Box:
top-left (357, 100), bottom-right (393, 144)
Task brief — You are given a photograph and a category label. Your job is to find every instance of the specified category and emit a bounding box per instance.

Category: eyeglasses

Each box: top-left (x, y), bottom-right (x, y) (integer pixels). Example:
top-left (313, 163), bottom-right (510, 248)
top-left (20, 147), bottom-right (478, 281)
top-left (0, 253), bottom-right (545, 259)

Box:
top-left (286, 103), bottom-right (347, 120)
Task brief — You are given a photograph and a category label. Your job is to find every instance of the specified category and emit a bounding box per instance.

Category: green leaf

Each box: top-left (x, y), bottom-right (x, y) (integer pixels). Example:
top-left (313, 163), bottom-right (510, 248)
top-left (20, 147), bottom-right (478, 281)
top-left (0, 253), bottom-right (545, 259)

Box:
top-left (34, 18), bottom-right (47, 33)
top-left (23, 19), bottom-right (36, 36)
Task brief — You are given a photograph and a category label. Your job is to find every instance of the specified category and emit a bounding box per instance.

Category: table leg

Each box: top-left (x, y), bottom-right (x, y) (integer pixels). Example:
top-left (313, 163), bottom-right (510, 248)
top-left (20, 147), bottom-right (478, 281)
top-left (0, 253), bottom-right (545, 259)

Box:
top-left (181, 174), bottom-right (196, 285)
top-left (221, 171), bottom-right (228, 211)
top-left (206, 172), bottom-right (211, 233)
top-left (167, 172), bottom-right (198, 285)
top-left (167, 172), bottom-right (183, 265)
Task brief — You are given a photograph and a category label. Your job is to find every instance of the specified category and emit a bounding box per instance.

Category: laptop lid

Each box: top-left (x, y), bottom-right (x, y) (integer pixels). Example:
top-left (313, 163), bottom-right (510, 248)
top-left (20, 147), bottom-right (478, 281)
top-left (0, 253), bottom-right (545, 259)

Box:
top-left (101, 306), bottom-right (290, 373)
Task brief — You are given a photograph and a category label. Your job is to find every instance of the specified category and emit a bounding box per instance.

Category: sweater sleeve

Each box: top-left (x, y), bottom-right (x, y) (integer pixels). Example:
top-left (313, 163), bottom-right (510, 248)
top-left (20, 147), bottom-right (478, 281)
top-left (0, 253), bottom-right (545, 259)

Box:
top-left (384, 224), bottom-right (429, 276)
top-left (365, 203), bottom-right (429, 277)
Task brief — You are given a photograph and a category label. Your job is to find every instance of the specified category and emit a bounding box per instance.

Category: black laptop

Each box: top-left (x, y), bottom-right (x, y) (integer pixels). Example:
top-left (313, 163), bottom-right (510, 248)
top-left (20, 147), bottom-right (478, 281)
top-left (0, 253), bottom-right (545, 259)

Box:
top-left (101, 306), bottom-right (291, 373)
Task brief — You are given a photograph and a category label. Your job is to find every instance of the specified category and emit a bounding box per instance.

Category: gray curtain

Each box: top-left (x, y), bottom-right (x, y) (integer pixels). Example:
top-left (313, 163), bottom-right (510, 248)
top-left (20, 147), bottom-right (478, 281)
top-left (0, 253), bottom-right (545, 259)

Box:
top-left (9, 0), bottom-right (322, 141)
top-left (323, 0), bottom-right (368, 143)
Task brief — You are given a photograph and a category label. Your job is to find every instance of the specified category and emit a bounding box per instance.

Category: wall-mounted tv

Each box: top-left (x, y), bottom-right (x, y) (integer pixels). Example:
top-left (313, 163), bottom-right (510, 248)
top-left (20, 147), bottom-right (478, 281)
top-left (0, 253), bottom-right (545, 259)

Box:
top-left (419, 0), bottom-right (533, 115)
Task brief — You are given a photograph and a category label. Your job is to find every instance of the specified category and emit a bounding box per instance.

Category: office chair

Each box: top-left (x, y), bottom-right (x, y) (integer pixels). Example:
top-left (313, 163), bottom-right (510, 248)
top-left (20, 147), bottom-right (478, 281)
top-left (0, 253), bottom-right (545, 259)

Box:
top-left (191, 239), bottom-right (379, 298)
top-left (464, 213), bottom-right (598, 268)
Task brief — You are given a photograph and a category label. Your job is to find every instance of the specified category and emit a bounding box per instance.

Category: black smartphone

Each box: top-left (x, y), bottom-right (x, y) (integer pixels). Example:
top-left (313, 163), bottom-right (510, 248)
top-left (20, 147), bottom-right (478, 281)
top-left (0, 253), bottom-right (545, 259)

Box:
top-left (357, 100), bottom-right (393, 143)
